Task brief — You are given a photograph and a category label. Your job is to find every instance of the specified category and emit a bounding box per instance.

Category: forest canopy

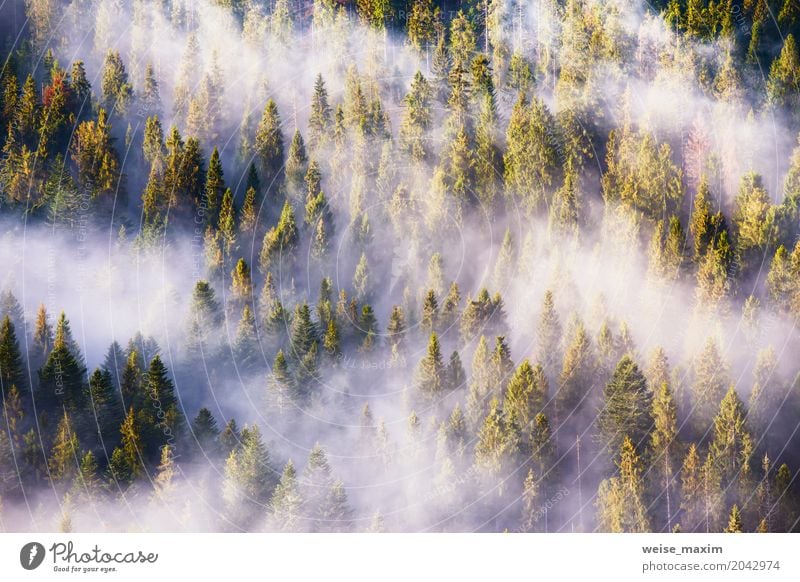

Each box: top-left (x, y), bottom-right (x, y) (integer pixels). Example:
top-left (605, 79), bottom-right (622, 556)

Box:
top-left (0, 0), bottom-right (799, 533)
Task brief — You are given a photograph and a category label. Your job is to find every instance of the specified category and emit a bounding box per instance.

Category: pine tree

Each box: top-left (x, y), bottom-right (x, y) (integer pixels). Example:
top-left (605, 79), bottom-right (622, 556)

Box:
top-left (415, 333), bottom-right (445, 400)
top-left (204, 146), bottom-right (225, 225)
top-left (386, 306), bottom-right (407, 351)
top-left (38, 313), bottom-right (86, 413)
top-left (142, 115), bottom-right (165, 166)
top-left (474, 398), bottom-right (515, 478)
top-left (255, 99), bottom-right (284, 185)
top-left (151, 445), bottom-right (178, 506)
top-left (88, 368), bottom-right (122, 447)
top-left (141, 63), bottom-right (161, 114)
top-left (240, 186), bottom-right (257, 235)
top-left (303, 443), bottom-right (333, 525)
top-left (308, 74), bottom-right (331, 151)
top-left (142, 355), bottom-right (183, 455)
top-left (31, 304), bottom-right (54, 371)
top-left (353, 252), bottom-right (371, 301)
top-left (269, 460), bottom-right (304, 532)
top-left (649, 382), bottom-right (679, 531)
top-left (504, 360), bottom-right (547, 437)
top-left (101, 50), bottom-right (133, 115)
top-left (691, 338), bottom-right (729, 434)
top-left (230, 258), bottom-right (253, 306)
top-left (467, 335), bottom-right (491, 427)
top-left (218, 188), bottom-right (237, 254)
top-left (767, 34), bottom-right (799, 113)
top-left (557, 321), bottom-right (595, 422)
top-left (520, 468), bottom-right (541, 532)
top-left (319, 480), bottom-right (353, 532)
top-left (399, 71), bottom-right (432, 162)
top-left (537, 290), bottom-right (562, 370)
top-left (108, 447), bottom-right (132, 486)
top-left (407, 0), bottom-right (435, 50)
top-left (48, 411), bottom-right (79, 484)
top-left (234, 304), bottom-right (259, 370)
top-left (191, 407), bottom-right (220, 457)
top-left (503, 93), bottom-right (558, 213)
top-left (223, 425), bottom-right (276, 526)
top-left (268, 349), bottom-right (297, 412)
top-left (446, 350), bottom-right (466, 392)
top-left (69, 450), bottom-right (102, 503)
top-left (440, 282), bottom-right (461, 329)
top-left (724, 504), bottom-right (743, 532)
top-left (733, 172), bottom-right (775, 276)
top-left (2, 384), bottom-right (23, 448)
top-left (0, 315), bottom-right (25, 393)
top-left (420, 289), bottom-right (439, 334)
top-left (598, 355), bottom-right (651, 455)
top-left (284, 130), bottom-right (308, 197)
top-left (259, 200), bottom-right (299, 273)
top-left (596, 436), bottom-right (650, 532)
top-left (709, 386), bottom-right (753, 488)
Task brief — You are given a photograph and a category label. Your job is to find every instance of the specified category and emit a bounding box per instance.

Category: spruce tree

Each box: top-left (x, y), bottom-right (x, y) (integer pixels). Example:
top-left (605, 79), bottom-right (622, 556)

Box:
top-left (596, 436), bottom-right (651, 532)
top-left (414, 333), bottom-right (445, 401)
top-left (0, 315), bottom-right (25, 393)
top-left (48, 411), bottom-right (79, 485)
top-left (598, 355), bottom-right (651, 455)
top-left (255, 99), bottom-right (284, 185)
top-left (269, 459), bottom-right (304, 532)
top-left (308, 74), bottom-right (331, 150)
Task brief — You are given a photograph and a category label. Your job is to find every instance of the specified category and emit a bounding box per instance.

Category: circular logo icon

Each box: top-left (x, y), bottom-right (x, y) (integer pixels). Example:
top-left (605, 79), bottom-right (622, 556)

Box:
top-left (20, 542), bottom-right (46, 570)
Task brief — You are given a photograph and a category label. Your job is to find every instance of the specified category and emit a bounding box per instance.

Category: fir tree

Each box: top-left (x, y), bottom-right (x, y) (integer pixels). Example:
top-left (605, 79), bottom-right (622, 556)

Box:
top-left (191, 407), bottom-right (220, 457)
top-left (414, 333), bottom-right (445, 400)
top-left (308, 74), bottom-right (332, 150)
top-left (269, 460), bottom-right (304, 532)
top-left (597, 355), bottom-right (651, 455)
top-left (255, 99), bottom-right (284, 185)
top-left (0, 315), bottom-right (25, 393)
top-left (48, 411), bottom-right (79, 484)
top-left (596, 436), bottom-right (650, 532)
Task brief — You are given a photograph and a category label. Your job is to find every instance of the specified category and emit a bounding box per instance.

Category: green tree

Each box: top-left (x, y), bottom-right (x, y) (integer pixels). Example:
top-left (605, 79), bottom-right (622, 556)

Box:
top-left (0, 315), bottom-right (25, 393)
top-left (285, 129), bottom-right (308, 195)
top-left (407, 0), bottom-right (435, 51)
top-left (503, 93), bottom-right (558, 214)
top-left (537, 290), bottom-right (561, 370)
top-left (709, 386), bottom-right (753, 488)
top-left (223, 425), bottom-right (276, 526)
top-left (767, 34), bottom-right (799, 113)
top-left (101, 50), bottom-right (133, 115)
top-left (414, 332), bottom-right (445, 400)
top-left (649, 382), bottom-right (679, 531)
top-left (597, 355), bottom-right (651, 455)
top-left (259, 200), bottom-right (299, 273)
top-left (269, 460), bottom-right (304, 532)
top-left (724, 504), bottom-right (743, 532)
top-left (255, 99), bottom-right (284, 184)
top-left (399, 71), bottom-right (432, 162)
top-left (596, 436), bottom-right (650, 532)
top-left (308, 74), bottom-right (331, 150)
top-left (691, 338), bottom-right (729, 434)
top-left (48, 411), bottom-right (79, 484)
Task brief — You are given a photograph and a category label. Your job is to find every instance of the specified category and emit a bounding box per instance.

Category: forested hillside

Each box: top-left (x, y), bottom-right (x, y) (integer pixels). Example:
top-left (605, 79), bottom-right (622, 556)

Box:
top-left (0, 0), bottom-right (800, 532)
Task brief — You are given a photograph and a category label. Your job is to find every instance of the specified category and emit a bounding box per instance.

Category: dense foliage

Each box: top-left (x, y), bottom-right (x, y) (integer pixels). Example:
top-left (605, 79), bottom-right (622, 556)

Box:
top-left (0, 0), bottom-right (799, 532)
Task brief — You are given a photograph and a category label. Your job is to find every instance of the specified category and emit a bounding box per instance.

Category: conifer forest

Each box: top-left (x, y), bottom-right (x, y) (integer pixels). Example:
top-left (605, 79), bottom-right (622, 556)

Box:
top-left (1, 0), bottom-right (800, 534)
